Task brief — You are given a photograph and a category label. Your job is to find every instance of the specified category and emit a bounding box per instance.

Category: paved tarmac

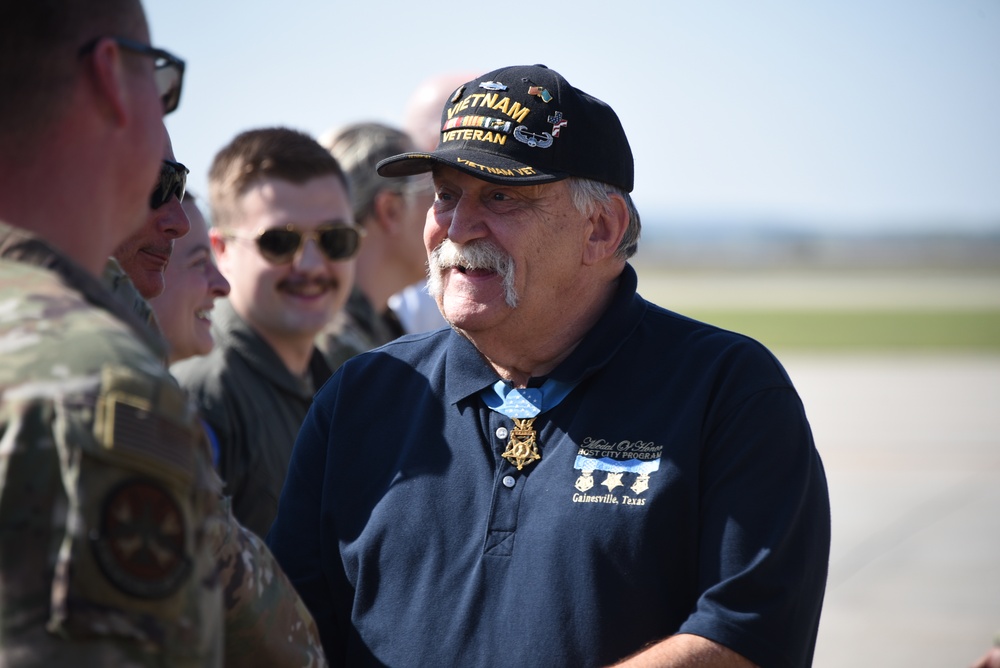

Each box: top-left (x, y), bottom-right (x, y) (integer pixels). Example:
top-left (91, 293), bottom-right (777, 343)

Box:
top-left (781, 353), bottom-right (1000, 667)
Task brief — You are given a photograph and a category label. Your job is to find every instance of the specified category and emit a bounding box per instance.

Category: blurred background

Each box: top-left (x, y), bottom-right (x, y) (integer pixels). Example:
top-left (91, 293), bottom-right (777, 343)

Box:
top-left (149, 1), bottom-right (1000, 664)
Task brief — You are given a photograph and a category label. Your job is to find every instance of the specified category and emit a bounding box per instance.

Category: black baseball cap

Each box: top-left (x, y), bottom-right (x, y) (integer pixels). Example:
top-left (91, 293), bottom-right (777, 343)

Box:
top-left (377, 64), bottom-right (634, 192)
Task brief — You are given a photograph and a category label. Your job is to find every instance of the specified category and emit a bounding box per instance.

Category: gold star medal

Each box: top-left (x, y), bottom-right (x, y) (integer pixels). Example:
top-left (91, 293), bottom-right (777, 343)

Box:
top-left (502, 417), bottom-right (541, 470)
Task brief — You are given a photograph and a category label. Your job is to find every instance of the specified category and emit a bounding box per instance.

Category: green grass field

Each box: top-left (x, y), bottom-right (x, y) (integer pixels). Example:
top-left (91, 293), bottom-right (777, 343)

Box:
top-left (633, 270), bottom-right (1000, 352)
top-left (677, 308), bottom-right (1000, 352)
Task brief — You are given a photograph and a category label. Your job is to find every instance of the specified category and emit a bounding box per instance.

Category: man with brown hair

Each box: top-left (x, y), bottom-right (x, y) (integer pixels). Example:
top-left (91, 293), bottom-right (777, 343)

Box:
top-left (172, 127), bottom-right (359, 538)
top-left (0, 0), bottom-right (225, 664)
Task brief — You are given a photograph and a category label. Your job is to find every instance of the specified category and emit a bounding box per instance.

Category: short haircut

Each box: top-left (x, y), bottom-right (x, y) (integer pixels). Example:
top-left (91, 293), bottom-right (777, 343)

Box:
top-left (208, 127), bottom-right (350, 229)
top-left (0, 0), bottom-right (144, 149)
top-left (320, 122), bottom-right (418, 224)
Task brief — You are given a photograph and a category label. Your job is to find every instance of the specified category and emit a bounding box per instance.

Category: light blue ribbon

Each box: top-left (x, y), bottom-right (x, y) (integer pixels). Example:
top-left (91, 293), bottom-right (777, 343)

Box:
top-left (481, 378), bottom-right (577, 419)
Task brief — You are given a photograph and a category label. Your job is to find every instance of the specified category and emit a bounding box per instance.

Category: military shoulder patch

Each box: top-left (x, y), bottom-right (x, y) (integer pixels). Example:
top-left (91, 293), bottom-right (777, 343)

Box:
top-left (91, 477), bottom-right (191, 599)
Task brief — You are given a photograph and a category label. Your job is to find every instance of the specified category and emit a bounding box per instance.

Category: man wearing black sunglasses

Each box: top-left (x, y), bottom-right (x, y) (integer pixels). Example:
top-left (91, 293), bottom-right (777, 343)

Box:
top-left (105, 134), bottom-right (330, 666)
top-left (0, 0), bottom-right (229, 666)
top-left (172, 127), bottom-right (356, 540)
top-left (109, 140), bottom-right (191, 303)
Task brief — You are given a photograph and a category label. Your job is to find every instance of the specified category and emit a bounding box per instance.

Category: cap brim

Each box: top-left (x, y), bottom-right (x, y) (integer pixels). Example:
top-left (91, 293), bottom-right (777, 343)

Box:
top-left (376, 147), bottom-right (568, 186)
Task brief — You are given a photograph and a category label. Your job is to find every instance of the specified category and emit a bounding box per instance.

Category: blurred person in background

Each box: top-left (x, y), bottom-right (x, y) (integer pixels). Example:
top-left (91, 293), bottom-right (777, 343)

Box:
top-left (316, 121), bottom-right (434, 367)
top-left (971, 635), bottom-right (1000, 668)
top-left (387, 71), bottom-right (478, 334)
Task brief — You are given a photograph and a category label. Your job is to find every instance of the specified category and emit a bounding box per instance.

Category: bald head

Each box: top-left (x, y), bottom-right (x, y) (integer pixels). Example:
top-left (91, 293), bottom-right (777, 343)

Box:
top-left (402, 71), bottom-right (479, 152)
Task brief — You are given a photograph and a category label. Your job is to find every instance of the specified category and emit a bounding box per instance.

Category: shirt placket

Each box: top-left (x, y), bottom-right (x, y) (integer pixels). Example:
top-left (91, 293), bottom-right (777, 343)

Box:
top-left (483, 409), bottom-right (527, 558)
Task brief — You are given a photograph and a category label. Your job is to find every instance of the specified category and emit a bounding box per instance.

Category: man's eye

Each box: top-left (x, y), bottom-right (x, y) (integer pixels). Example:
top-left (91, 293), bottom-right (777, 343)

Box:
top-left (490, 192), bottom-right (510, 201)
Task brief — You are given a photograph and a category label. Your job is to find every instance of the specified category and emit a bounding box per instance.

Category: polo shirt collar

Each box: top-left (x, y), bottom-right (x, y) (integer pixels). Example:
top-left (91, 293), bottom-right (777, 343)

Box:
top-left (442, 263), bottom-right (646, 405)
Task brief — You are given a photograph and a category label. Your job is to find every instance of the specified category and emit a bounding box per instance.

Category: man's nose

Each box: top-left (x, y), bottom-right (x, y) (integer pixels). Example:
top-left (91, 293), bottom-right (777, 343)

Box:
top-left (158, 197), bottom-right (191, 239)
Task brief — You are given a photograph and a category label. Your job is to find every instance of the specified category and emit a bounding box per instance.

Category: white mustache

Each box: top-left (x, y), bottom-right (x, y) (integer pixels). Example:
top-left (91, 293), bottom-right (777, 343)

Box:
top-left (428, 239), bottom-right (518, 308)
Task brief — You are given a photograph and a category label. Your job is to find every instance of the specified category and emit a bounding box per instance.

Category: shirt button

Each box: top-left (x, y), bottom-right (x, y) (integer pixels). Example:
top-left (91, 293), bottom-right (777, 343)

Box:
top-left (495, 427), bottom-right (508, 439)
top-left (502, 475), bottom-right (516, 488)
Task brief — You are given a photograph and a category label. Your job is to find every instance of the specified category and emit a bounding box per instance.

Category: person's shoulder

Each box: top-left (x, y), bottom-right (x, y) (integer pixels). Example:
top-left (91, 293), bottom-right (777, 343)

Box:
top-left (317, 309), bottom-right (373, 360)
top-left (640, 300), bottom-right (791, 381)
top-left (102, 257), bottom-right (159, 331)
top-left (1, 255), bottom-right (80, 309)
top-left (170, 333), bottom-right (269, 419)
top-left (0, 260), bottom-right (160, 380)
top-left (354, 327), bottom-right (450, 364)
top-left (170, 344), bottom-right (232, 391)
top-left (325, 328), bottom-right (451, 391)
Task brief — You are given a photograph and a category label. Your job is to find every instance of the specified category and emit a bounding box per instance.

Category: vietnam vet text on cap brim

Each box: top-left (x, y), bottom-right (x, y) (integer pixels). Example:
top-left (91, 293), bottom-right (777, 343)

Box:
top-left (377, 64), bottom-right (634, 192)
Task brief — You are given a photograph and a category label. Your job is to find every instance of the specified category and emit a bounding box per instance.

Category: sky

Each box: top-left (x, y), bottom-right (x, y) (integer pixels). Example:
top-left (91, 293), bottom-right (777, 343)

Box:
top-left (148, 0), bottom-right (1000, 234)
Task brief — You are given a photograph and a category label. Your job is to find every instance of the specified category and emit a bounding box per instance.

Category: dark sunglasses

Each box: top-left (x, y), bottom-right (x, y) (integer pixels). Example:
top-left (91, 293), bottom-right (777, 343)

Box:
top-left (231, 224), bottom-right (365, 264)
top-left (150, 159), bottom-right (188, 210)
top-left (79, 36), bottom-right (186, 114)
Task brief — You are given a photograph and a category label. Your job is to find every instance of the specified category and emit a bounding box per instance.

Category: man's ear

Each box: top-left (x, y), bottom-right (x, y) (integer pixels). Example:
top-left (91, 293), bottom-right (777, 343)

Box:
top-left (209, 228), bottom-right (227, 256)
top-left (371, 189), bottom-right (403, 235)
top-left (84, 38), bottom-right (131, 126)
top-left (582, 193), bottom-right (629, 265)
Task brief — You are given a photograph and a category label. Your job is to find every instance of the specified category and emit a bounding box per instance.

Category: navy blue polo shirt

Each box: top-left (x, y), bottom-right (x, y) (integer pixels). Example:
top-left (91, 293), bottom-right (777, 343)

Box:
top-left (268, 264), bottom-right (830, 668)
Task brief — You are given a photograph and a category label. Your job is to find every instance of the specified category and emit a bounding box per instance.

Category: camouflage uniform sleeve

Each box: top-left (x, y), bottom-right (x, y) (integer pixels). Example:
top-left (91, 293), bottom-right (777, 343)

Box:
top-left (207, 497), bottom-right (328, 667)
top-left (102, 257), bottom-right (160, 331)
top-left (0, 363), bottom-right (224, 667)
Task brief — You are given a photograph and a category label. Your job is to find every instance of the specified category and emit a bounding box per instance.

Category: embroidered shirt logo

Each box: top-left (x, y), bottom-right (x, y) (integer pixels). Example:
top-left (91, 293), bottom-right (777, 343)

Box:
top-left (572, 437), bottom-right (663, 507)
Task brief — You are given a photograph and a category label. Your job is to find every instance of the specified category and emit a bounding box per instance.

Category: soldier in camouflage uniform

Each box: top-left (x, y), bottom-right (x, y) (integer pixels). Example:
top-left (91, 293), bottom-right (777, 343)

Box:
top-left (0, 224), bottom-right (225, 664)
top-left (0, 0), bottom-right (221, 664)
top-left (106, 249), bottom-right (329, 665)
top-left (103, 226), bottom-right (329, 668)
top-left (105, 137), bottom-right (328, 667)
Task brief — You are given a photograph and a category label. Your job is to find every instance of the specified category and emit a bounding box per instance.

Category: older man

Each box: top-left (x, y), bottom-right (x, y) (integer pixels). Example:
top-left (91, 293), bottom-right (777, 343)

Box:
top-left (268, 65), bottom-right (831, 668)
top-left (105, 141), bottom-right (191, 342)
top-left (0, 1), bottom-right (226, 664)
top-left (112, 145), bottom-right (191, 300)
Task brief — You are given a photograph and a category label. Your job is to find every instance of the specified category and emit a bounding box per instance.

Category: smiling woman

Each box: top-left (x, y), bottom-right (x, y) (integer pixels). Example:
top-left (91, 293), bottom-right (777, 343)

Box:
top-left (149, 193), bottom-right (230, 364)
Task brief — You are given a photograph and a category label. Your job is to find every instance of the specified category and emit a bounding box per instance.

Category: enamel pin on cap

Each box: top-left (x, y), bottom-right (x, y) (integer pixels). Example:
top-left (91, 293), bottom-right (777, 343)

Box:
top-left (377, 64), bottom-right (634, 192)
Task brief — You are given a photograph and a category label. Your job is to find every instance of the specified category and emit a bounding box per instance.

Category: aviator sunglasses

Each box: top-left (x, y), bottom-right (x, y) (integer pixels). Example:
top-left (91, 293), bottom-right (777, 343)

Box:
top-left (78, 36), bottom-right (186, 114)
top-left (150, 159), bottom-right (188, 209)
top-left (227, 224), bottom-right (365, 264)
